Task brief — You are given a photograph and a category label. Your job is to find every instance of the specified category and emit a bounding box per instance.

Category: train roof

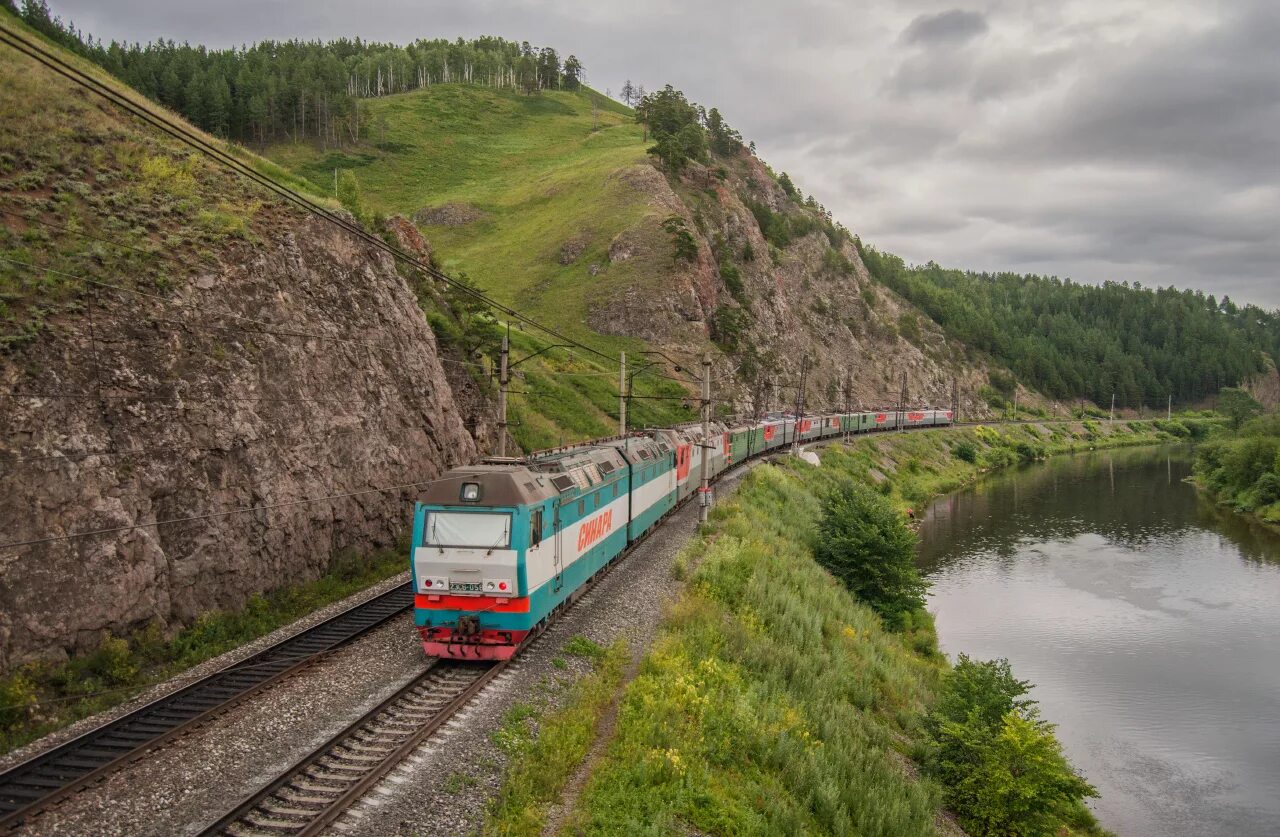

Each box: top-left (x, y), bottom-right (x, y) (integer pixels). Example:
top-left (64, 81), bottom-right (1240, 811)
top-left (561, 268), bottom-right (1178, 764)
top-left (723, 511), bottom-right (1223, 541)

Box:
top-left (420, 463), bottom-right (558, 507)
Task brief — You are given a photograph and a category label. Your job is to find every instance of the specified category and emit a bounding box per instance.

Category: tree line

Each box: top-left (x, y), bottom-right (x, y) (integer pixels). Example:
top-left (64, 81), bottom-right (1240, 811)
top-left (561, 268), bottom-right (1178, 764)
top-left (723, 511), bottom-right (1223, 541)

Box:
top-left (858, 245), bottom-right (1280, 408)
top-left (6, 0), bottom-right (584, 145)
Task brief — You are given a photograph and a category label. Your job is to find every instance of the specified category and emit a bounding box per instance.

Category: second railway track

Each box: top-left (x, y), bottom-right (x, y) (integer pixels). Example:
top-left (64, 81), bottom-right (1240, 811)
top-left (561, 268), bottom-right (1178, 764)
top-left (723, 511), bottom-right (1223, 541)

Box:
top-left (0, 582), bottom-right (414, 831)
top-left (201, 659), bottom-right (501, 837)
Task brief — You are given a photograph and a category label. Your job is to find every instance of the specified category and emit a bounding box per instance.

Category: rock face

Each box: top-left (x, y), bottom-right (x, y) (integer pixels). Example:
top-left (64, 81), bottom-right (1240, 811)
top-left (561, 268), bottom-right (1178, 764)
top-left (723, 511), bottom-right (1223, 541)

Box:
top-left (585, 154), bottom-right (996, 415)
top-left (0, 214), bottom-right (478, 671)
top-left (413, 202), bottom-right (485, 227)
top-left (1246, 355), bottom-right (1280, 409)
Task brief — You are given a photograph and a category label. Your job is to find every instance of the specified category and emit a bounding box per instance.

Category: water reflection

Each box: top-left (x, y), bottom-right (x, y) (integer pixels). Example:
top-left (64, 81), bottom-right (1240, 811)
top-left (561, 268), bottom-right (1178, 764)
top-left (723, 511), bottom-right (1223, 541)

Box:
top-left (918, 446), bottom-right (1280, 837)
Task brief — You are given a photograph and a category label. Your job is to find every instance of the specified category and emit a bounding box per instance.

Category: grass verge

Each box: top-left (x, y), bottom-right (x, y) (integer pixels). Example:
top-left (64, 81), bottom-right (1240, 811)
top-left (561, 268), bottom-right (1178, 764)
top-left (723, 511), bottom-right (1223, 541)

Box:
top-left (0, 548), bottom-right (404, 757)
top-left (484, 636), bottom-right (627, 835)
top-left (557, 423), bottom-right (1165, 834)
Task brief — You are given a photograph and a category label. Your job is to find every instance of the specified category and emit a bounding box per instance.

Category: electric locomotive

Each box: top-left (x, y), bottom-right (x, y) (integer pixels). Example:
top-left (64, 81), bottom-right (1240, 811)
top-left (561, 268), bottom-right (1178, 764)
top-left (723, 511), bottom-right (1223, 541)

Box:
top-left (410, 409), bottom-right (951, 660)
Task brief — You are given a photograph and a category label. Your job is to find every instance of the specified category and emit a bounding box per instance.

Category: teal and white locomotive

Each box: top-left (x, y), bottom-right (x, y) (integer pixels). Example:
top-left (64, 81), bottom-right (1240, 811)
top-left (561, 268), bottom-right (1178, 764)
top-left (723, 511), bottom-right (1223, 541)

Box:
top-left (411, 408), bottom-right (951, 659)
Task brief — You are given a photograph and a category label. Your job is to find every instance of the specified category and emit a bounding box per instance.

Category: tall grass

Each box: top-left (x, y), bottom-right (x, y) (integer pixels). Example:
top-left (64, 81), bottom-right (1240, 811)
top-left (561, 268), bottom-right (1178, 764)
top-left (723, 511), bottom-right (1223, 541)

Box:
top-left (569, 463), bottom-right (943, 835)
top-left (484, 638), bottom-right (627, 835)
top-left (566, 422), bottom-right (1169, 833)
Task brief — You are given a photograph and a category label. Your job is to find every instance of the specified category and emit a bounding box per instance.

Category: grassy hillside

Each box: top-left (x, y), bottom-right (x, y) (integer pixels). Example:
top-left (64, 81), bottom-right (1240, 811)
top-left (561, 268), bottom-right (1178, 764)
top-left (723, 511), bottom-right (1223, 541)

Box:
top-left (0, 29), bottom-right (335, 347)
top-left (561, 421), bottom-right (1168, 834)
top-left (266, 86), bottom-right (653, 347)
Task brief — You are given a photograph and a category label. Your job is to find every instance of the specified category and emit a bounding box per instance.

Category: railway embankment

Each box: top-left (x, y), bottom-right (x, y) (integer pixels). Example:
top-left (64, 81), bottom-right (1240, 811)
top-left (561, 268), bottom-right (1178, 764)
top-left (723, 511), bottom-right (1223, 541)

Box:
top-left (491, 421), bottom-right (1174, 833)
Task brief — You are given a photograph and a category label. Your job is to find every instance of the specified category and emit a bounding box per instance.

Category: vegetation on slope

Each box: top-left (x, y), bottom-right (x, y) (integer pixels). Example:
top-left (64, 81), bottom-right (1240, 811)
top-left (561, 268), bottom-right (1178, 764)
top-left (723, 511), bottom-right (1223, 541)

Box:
top-left (858, 245), bottom-right (1280, 408)
top-left (0, 27), bottom-right (332, 346)
top-left (1194, 407), bottom-right (1280, 526)
top-left (8, 0), bottom-right (587, 143)
top-left (565, 424), bottom-right (1160, 834)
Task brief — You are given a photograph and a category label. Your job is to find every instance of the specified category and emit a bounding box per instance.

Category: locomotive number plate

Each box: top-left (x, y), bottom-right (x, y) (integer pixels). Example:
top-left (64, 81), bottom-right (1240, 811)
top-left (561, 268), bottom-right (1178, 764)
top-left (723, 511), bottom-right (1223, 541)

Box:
top-left (449, 581), bottom-right (482, 593)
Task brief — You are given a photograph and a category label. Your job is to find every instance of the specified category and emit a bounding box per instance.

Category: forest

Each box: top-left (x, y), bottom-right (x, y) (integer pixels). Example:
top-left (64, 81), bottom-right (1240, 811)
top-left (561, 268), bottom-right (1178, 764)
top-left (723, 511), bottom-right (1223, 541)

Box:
top-left (858, 245), bottom-right (1280, 408)
top-left (6, 0), bottom-right (584, 144)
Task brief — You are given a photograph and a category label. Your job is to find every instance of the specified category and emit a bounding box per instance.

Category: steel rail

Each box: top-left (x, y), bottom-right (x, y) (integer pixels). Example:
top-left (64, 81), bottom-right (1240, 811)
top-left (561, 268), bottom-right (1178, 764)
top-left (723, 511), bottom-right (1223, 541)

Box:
top-left (0, 417), bottom-right (1066, 831)
top-left (199, 659), bottom-right (502, 837)
top-left (0, 583), bottom-right (414, 830)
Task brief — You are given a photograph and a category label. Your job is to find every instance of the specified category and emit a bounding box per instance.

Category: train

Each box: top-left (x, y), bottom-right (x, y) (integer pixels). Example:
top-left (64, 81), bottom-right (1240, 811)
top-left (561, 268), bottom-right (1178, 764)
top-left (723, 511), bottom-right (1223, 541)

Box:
top-left (409, 407), bottom-right (953, 660)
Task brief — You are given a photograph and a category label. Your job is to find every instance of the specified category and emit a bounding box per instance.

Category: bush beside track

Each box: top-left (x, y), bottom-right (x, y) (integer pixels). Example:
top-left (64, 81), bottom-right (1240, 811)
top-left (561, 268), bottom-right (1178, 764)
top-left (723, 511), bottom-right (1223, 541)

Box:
top-left (529, 421), bottom-right (1172, 834)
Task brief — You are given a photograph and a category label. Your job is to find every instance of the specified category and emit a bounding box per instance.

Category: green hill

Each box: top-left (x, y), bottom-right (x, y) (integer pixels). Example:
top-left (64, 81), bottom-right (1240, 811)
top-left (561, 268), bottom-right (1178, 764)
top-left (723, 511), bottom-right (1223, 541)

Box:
top-left (267, 84), bottom-right (650, 348)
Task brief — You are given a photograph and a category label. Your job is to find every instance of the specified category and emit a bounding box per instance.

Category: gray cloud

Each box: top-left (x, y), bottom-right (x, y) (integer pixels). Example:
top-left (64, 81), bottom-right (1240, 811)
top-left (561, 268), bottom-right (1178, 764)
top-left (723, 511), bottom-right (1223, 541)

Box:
top-left (45, 0), bottom-right (1280, 308)
top-left (901, 9), bottom-right (989, 46)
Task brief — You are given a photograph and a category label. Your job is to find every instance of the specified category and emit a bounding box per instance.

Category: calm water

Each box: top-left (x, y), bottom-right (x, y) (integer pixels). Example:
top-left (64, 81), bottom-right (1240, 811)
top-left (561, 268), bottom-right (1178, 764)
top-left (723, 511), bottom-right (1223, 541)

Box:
top-left (917, 447), bottom-right (1280, 837)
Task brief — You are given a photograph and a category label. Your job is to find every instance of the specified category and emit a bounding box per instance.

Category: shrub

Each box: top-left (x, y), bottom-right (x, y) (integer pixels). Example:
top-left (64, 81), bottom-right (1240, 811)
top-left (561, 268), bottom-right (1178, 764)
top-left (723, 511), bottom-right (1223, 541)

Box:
top-left (1013, 440), bottom-right (1045, 463)
top-left (953, 442), bottom-right (978, 463)
top-left (86, 635), bottom-right (138, 686)
top-left (812, 480), bottom-right (927, 629)
top-left (660, 215), bottom-right (698, 262)
top-left (718, 261), bottom-right (747, 305)
top-left (927, 656), bottom-right (1097, 836)
top-left (0, 672), bottom-right (37, 729)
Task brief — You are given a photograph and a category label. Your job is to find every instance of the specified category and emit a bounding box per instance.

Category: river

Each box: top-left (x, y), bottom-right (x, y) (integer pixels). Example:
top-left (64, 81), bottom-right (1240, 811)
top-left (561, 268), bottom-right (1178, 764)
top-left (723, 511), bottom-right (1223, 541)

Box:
top-left (917, 446), bottom-right (1280, 837)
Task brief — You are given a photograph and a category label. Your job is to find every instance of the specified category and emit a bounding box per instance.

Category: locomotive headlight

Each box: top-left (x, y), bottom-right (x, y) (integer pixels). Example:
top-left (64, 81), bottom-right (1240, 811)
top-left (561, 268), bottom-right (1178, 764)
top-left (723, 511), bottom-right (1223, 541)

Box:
top-left (460, 482), bottom-right (481, 502)
top-left (485, 581), bottom-right (496, 591)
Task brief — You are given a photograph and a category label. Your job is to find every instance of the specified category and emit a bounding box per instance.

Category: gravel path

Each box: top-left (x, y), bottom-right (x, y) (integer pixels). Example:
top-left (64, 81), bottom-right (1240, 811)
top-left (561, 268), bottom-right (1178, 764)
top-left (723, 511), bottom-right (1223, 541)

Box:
top-left (9, 458), bottom-right (764, 836)
top-left (325, 463), bottom-right (759, 837)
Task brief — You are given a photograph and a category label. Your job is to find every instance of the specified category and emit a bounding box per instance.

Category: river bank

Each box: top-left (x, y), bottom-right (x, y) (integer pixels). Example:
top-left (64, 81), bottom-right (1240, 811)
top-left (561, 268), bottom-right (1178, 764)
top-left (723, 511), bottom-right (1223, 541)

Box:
top-left (522, 421), bottom-right (1172, 833)
top-left (918, 446), bottom-right (1280, 836)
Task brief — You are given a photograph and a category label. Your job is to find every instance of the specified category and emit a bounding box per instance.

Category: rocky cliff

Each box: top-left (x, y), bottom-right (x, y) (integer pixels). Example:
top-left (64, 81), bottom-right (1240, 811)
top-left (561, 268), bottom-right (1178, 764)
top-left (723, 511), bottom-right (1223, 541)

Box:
top-left (0, 41), bottom-right (481, 671)
top-left (584, 152), bottom-right (997, 416)
top-left (0, 212), bottom-right (478, 671)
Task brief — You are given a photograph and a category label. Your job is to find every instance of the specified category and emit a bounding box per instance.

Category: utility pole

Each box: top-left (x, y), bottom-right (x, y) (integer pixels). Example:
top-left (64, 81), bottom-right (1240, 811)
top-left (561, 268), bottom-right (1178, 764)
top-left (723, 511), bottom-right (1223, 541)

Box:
top-left (898, 370), bottom-right (907, 432)
top-left (1012, 389), bottom-right (1019, 421)
top-left (844, 373), bottom-right (852, 440)
top-left (1167, 393), bottom-right (1172, 420)
top-left (1110, 392), bottom-right (1115, 423)
top-left (497, 333), bottom-right (510, 457)
top-left (698, 352), bottom-right (712, 523)
top-left (951, 376), bottom-right (959, 422)
top-left (618, 351), bottom-right (626, 436)
top-left (791, 359), bottom-right (808, 455)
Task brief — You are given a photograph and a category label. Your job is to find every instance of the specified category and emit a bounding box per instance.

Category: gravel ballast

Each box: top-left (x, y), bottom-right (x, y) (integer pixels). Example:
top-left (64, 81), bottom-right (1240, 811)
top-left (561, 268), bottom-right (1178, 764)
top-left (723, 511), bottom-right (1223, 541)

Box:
top-left (9, 460), bottom-right (763, 836)
top-left (329, 464), bottom-right (758, 837)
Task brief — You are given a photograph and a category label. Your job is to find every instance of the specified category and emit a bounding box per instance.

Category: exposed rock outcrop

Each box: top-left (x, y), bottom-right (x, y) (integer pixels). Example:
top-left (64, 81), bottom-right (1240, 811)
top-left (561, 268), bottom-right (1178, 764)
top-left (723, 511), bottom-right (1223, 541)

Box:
top-left (0, 214), bottom-right (477, 671)
top-left (586, 154), bottom-right (995, 415)
top-left (413, 202), bottom-right (485, 227)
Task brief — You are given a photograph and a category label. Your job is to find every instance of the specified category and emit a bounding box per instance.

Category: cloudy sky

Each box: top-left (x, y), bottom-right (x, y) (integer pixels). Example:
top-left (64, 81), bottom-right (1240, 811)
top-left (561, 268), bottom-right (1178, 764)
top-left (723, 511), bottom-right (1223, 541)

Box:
top-left (54, 0), bottom-right (1280, 307)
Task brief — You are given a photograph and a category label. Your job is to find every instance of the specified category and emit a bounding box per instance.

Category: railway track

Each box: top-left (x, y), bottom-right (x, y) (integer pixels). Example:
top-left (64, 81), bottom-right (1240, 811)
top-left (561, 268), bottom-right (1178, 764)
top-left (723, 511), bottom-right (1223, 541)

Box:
top-left (0, 582), bottom-right (414, 831)
top-left (201, 660), bottom-right (500, 836)
top-left (0, 419), bottom-right (1115, 832)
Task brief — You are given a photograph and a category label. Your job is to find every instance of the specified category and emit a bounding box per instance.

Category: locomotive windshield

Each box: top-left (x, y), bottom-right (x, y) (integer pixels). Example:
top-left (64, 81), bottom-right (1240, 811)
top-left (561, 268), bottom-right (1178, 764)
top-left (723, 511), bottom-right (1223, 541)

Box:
top-left (424, 511), bottom-right (511, 548)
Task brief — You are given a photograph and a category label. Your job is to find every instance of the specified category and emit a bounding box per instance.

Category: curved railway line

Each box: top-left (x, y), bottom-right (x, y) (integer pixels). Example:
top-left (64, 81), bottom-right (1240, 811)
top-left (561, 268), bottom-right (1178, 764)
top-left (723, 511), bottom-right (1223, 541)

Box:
top-left (0, 583), bottom-right (414, 831)
top-left (201, 659), bottom-right (501, 837)
top-left (0, 419), bottom-right (1147, 833)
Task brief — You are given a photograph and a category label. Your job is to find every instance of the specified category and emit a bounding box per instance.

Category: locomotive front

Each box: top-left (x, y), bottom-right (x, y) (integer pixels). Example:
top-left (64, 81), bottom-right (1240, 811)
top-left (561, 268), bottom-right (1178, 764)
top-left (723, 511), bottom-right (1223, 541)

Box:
top-left (411, 464), bottom-right (555, 660)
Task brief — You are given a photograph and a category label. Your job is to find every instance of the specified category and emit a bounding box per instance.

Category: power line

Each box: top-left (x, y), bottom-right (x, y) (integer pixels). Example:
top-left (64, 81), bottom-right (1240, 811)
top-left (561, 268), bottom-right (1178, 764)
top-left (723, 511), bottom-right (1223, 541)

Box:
top-left (3, 423), bottom-right (381, 467)
top-left (0, 255), bottom-right (420, 357)
top-left (0, 389), bottom-right (394, 407)
top-left (0, 21), bottom-right (621, 368)
top-left (0, 479), bottom-right (437, 552)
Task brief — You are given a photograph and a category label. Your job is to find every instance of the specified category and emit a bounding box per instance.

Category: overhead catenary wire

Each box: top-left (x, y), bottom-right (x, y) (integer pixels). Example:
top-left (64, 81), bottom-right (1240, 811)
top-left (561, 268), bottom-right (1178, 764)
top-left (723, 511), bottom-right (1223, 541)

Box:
top-left (4, 422), bottom-right (385, 467)
top-left (0, 215), bottom-right (679, 386)
top-left (0, 479), bottom-right (439, 552)
top-left (0, 21), bottom-right (622, 368)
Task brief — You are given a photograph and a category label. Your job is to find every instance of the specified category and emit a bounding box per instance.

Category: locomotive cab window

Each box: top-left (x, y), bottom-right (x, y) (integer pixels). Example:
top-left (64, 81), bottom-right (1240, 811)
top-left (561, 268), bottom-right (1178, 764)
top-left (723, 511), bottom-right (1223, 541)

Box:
top-left (530, 508), bottom-right (543, 548)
